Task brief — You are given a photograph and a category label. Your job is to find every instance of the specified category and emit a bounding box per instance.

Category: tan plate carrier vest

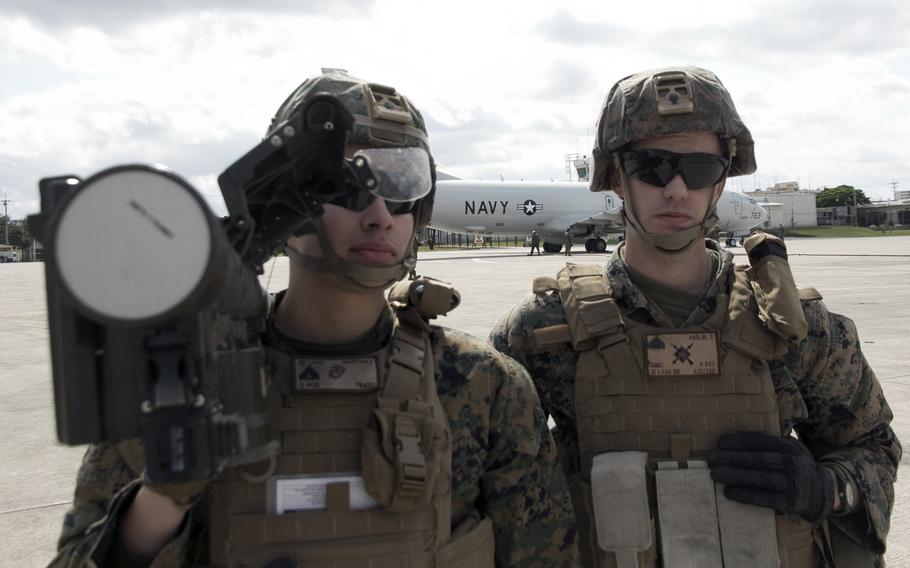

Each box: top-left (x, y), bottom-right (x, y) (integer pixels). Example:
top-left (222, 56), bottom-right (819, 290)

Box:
top-left (205, 285), bottom-right (494, 567)
top-left (538, 263), bottom-right (819, 568)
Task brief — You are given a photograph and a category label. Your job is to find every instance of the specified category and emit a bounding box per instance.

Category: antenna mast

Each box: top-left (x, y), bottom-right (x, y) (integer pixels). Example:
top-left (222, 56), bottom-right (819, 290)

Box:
top-left (1, 193), bottom-right (13, 245)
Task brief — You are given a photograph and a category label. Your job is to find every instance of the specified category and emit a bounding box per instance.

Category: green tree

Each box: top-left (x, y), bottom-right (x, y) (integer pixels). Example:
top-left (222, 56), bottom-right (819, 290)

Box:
top-left (1, 215), bottom-right (34, 250)
top-left (816, 185), bottom-right (871, 207)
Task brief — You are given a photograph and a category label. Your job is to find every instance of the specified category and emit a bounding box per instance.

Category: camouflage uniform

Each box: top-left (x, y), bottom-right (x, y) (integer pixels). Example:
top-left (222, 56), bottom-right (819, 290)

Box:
top-left (51, 298), bottom-right (578, 567)
top-left (490, 243), bottom-right (900, 564)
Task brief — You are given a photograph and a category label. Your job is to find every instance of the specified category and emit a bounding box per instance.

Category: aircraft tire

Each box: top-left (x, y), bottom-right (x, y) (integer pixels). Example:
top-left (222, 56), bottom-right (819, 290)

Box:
top-left (585, 239), bottom-right (594, 252)
top-left (543, 242), bottom-right (563, 253)
top-left (593, 238), bottom-right (607, 253)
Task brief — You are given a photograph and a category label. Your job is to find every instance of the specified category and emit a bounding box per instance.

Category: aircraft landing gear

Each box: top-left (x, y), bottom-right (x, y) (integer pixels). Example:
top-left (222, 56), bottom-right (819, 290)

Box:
top-left (543, 242), bottom-right (563, 253)
top-left (585, 237), bottom-right (607, 253)
top-left (725, 237), bottom-right (737, 247)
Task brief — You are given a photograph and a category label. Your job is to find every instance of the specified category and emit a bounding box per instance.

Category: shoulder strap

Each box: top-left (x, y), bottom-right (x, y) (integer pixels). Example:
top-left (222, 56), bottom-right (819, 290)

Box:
top-left (363, 305), bottom-right (450, 516)
top-left (556, 263), bottom-right (617, 347)
top-left (382, 309), bottom-right (429, 400)
top-left (556, 263), bottom-right (640, 377)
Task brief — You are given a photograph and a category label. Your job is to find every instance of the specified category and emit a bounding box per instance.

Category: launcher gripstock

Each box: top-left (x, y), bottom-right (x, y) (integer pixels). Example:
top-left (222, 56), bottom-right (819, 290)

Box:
top-left (28, 165), bottom-right (279, 484)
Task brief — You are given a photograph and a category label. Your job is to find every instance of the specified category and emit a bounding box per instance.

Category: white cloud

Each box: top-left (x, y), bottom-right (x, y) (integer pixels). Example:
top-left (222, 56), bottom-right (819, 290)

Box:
top-left (2, 1), bottom-right (910, 221)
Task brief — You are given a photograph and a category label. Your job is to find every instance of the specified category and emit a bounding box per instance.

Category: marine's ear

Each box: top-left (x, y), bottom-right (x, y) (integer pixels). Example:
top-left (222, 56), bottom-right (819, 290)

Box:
top-left (611, 169), bottom-right (625, 200)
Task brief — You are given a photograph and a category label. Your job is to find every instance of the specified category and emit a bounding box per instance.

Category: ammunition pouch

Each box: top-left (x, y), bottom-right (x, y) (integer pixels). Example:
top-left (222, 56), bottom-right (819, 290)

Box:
top-left (590, 451), bottom-right (788, 568)
top-left (362, 397), bottom-right (447, 512)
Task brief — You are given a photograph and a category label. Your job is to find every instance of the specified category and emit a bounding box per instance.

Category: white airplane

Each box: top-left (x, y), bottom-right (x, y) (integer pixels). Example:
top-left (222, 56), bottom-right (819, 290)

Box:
top-left (429, 179), bottom-right (769, 252)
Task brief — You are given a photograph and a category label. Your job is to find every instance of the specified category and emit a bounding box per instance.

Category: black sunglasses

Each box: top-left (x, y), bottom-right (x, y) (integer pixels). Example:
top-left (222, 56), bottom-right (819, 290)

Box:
top-left (619, 149), bottom-right (730, 189)
top-left (328, 189), bottom-right (418, 215)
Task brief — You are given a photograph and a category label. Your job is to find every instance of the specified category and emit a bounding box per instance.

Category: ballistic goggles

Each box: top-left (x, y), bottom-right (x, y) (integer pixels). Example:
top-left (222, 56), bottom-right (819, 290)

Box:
top-left (332, 146), bottom-right (432, 214)
top-left (619, 149), bottom-right (730, 190)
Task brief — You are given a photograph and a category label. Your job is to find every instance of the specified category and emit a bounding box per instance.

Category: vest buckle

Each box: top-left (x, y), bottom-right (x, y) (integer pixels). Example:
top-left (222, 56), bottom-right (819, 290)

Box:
top-left (394, 414), bottom-right (427, 496)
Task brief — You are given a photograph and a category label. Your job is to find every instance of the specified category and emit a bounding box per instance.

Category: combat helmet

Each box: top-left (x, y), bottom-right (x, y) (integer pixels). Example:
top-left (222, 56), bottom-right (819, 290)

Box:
top-left (272, 71), bottom-right (436, 289)
top-left (589, 66), bottom-right (755, 252)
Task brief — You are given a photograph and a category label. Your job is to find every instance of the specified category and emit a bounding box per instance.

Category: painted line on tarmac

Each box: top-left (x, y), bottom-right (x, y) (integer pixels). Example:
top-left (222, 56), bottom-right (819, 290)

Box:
top-left (0, 501), bottom-right (72, 515)
top-left (420, 252), bottom-right (612, 262)
top-left (788, 253), bottom-right (910, 257)
top-left (881, 375), bottom-right (910, 384)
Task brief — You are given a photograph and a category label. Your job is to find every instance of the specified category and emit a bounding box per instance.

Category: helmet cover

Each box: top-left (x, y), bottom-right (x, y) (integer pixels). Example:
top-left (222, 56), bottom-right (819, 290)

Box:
top-left (589, 66), bottom-right (755, 193)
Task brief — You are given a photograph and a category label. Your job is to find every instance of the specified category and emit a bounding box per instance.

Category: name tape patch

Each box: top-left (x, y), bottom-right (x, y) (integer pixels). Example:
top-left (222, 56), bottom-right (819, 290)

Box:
top-left (293, 357), bottom-right (379, 393)
top-left (646, 332), bottom-right (719, 377)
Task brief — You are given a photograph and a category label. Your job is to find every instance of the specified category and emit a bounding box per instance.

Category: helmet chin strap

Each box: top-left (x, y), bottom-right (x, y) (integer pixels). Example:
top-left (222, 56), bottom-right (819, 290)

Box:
top-left (618, 169), bottom-right (722, 254)
top-left (284, 217), bottom-right (414, 291)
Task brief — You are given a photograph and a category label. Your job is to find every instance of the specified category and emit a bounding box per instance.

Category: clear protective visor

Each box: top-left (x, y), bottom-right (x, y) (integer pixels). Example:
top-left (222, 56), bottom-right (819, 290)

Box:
top-left (349, 146), bottom-right (433, 203)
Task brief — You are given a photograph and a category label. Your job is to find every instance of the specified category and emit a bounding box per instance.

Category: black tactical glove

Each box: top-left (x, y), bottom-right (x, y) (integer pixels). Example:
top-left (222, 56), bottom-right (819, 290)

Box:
top-left (707, 431), bottom-right (834, 524)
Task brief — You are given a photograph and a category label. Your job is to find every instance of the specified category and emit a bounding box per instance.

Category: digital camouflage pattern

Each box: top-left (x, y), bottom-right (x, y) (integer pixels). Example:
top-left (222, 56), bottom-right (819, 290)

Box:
top-left (490, 242), bottom-right (900, 557)
top-left (589, 66), bottom-right (756, 192)
top-left (51, 311), bottom-right (578, 567)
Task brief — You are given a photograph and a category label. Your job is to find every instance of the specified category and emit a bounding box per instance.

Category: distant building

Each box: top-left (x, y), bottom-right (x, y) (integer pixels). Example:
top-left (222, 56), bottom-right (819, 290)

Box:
top-left (746, 182), bottom-right (818, 228)
top-left (858, 199), bottom-right (910, 228)
top-left (894, 189), bottom-right (910, 201)
top-left (817, 205), bottom-right (857, 226)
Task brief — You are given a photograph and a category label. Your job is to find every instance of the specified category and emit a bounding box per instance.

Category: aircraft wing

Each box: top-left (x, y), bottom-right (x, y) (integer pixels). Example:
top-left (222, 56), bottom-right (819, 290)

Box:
top-left (436, 170), bottom-right (461, 181)
top-left (572, 206), bottom-right (623, 228)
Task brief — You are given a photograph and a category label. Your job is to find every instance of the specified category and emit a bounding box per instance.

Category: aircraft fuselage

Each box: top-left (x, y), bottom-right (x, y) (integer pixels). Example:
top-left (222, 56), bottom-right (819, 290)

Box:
top-left (429, 179), bottom-right (768, 242)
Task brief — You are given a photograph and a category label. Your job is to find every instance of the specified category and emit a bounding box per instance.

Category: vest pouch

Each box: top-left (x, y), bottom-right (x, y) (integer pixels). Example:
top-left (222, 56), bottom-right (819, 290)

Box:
top-left (714, 480), bottom-right (778, 567)
top-left (776, 514), bottom-right (819, 568)
top-left (437, 517), bottom-right (496, 568)
top-left (590, 451), bottom-right (653, 568)
top-left (744, 232), bottom-right (807, 345)
top-left (361, 399), bottom-right (446, 512)
top-left (655, 461), bottom-right (724, 568)
top-left (828, 519), bottom-right (877, 567)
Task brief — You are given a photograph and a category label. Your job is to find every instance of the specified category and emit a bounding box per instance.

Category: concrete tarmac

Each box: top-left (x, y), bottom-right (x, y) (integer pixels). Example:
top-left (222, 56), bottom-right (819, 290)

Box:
top-left (2, 236), bottom-right (909, 566)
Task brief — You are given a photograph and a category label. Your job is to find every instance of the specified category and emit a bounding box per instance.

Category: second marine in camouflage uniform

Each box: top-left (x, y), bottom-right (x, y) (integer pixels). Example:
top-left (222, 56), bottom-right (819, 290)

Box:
top-left (491, 66), bottom-right (899, 567)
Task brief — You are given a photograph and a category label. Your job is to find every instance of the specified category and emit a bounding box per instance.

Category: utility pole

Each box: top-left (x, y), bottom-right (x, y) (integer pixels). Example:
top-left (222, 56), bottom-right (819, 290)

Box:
top-left (1, 193), bottom-right (13, 245)
top-left (852, 187), bottom-right (858, 227)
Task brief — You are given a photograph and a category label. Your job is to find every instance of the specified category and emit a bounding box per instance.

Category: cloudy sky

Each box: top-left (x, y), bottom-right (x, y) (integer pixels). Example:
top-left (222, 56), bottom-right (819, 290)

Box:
top-left (2, 0), bottom-right (909, 220)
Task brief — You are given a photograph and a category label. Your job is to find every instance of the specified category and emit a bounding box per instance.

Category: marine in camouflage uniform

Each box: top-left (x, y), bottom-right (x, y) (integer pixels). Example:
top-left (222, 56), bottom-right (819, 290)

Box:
top-left (490, 66), bottom-right (899, 567)
top-left (50, 72), bottom-right (577, 567)
top-left (53, 305), bottom-right (576, 567)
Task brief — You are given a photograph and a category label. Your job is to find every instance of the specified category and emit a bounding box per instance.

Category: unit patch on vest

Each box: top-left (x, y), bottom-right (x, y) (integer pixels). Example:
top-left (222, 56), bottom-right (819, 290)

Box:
top-left (646, 332), bottom-right (719, 377)
top-left (293, 357), bottom-right (379, 393)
